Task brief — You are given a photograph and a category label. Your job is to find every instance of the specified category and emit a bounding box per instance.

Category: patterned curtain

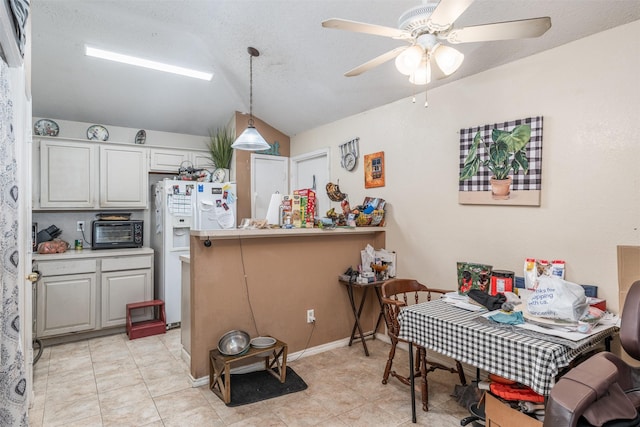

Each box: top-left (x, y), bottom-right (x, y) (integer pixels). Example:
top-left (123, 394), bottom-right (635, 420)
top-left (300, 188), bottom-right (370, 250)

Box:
top-left (0, 60), bottom-right (28, 426)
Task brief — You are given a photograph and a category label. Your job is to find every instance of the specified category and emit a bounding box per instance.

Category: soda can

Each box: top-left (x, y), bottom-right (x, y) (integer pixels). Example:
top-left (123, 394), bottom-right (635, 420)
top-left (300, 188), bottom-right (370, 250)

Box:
top-left (75, 239), bottom-right (83, 250)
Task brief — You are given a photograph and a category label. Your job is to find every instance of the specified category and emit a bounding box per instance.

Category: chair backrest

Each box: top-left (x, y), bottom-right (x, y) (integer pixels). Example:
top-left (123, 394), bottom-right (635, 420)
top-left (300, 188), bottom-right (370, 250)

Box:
top-left (381, 279), bottom-right (448, 340)
top-left (620, 280), bottom-right (640, 360)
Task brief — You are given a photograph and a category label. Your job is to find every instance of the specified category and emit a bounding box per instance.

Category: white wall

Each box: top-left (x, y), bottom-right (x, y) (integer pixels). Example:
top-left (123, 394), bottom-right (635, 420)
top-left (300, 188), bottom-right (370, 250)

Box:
top-left (291, 21), bottom-right (640, 312)
top-left (32, 117), bottom-right (210, 150)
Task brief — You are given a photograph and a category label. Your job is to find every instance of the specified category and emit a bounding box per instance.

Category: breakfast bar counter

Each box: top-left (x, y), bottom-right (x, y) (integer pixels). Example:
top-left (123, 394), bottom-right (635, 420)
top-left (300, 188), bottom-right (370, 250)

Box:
top-left (186, 227), bottom-right (386, 381)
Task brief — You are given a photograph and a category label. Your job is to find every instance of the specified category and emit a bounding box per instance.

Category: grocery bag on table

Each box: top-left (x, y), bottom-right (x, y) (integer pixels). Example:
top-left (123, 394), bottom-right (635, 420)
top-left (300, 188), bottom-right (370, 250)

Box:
top-left (526, 276), bottom-right (588, 322)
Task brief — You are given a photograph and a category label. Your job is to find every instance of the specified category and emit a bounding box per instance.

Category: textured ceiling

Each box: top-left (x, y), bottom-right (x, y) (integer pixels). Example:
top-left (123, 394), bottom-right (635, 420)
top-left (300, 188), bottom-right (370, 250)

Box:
top-left (31, 0), bottom-right (640, 137)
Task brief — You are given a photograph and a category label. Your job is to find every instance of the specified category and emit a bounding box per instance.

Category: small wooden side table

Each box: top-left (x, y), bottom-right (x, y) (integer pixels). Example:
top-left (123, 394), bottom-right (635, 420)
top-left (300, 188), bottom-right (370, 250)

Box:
top-left (209, 337), bottom-right (288, 404)
top-left (338, 275), bottom-right (385, 356)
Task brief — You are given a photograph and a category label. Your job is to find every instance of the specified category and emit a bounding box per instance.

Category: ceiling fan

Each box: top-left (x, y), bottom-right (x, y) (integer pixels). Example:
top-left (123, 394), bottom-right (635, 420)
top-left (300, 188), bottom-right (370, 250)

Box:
top-left (322, 0), bottom-right (551, 85)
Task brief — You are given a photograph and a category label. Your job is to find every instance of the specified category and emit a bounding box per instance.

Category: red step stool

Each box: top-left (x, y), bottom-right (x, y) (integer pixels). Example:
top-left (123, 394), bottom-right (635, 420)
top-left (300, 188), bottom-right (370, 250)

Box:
top-left (126, 299), bottom-right (166, 340)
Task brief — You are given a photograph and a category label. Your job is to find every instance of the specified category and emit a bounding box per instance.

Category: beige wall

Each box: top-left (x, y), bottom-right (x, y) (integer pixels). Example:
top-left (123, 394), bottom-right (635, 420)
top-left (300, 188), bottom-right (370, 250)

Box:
top-left (189, 230), bottom-right (385, 379)
top-left (290, 21), bottom-right (640, 312)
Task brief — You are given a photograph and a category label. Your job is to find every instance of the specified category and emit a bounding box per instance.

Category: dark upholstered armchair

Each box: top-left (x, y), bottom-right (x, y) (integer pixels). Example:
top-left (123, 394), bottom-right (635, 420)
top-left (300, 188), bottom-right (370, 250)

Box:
top-left (544, 280), bottom-right (640, 427)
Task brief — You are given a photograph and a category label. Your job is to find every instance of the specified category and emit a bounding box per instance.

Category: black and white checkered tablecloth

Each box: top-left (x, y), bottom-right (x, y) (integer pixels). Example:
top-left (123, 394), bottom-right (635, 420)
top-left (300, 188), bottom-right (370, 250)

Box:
top-left (397, 299), bottom-right (616, 396)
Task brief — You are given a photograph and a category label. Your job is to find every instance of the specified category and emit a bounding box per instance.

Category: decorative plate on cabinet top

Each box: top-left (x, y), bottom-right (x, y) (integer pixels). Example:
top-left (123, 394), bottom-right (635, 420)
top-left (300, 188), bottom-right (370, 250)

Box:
top-left (87, 124), bottom-right (109, 141)
top-left (134, 129), bottom-right (146, 144)
top-left (33, 119), bottom-right (59, 136)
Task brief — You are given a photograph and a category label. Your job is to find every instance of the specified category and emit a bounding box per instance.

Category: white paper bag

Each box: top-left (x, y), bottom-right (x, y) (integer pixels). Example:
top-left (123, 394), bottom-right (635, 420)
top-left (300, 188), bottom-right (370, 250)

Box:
top-left (361, 244), bottom-right (375, 272)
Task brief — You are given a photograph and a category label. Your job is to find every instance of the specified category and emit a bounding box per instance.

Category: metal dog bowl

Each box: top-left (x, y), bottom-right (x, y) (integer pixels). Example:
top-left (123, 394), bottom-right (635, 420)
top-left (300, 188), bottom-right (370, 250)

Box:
top-left (217, 330), bottom-right (250, 356)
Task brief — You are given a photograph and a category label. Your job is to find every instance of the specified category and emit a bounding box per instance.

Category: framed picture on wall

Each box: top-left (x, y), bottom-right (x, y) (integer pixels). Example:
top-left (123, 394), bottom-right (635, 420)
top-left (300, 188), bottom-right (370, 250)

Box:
top-left (458, 116), bottom-right (543, 206)
top-left (364, 151), bottom-right (385, 188)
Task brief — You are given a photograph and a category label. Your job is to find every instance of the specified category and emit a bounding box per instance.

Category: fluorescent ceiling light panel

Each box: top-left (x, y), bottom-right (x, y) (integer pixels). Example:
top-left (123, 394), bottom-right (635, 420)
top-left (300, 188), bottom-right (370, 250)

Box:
top-left (85, 45), bottom-right (213, 81)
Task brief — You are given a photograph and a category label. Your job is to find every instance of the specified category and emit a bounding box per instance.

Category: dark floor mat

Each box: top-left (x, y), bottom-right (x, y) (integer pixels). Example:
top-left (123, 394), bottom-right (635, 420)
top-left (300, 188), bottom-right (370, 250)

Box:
top-left (222, 366), bottom-right (307, 407)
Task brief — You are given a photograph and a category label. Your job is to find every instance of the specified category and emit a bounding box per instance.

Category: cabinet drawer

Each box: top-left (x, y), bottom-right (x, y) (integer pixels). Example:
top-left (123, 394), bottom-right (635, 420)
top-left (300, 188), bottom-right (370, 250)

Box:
top-left (102, 256), bottom-right (152, 272)
top-left (37, 259), bottom-right (96, 276)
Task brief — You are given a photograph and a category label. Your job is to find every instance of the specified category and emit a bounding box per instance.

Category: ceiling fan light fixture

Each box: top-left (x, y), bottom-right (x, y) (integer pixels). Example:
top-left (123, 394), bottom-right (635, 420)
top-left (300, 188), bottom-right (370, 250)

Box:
top-left (232, 47), bottom-right (270, 151)
top-left (394, 45), bottom-right (424, 75)
top-left (408, 54), bottom-right (431, 85)
top-left (433, 44), bottom-right (464, 76)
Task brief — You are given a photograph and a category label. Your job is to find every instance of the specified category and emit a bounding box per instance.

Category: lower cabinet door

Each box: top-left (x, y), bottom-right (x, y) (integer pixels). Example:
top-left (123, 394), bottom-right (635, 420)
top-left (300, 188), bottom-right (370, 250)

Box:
top-left (101, 269), bottom-right (152, 328)
top-left (37, 273), bottom-right (97, 337)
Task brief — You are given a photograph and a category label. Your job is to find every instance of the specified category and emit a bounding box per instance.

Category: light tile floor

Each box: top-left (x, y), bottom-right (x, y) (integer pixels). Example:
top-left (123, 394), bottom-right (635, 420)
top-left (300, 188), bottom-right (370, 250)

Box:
top-left (29, 330), bottom-right (471, 426)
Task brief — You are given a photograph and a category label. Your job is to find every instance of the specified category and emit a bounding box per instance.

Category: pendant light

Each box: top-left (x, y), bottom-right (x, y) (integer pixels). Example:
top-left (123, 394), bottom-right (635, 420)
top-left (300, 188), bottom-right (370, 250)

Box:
top-left (231, 47), bottom-right (270, 151)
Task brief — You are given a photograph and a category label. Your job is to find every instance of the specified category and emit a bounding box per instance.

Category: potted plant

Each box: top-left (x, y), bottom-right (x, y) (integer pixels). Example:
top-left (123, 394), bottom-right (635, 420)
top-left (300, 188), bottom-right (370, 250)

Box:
top-left (207, 127), bottom-right (234, 174)
top-left (459, 124), bottom-right (532, 200)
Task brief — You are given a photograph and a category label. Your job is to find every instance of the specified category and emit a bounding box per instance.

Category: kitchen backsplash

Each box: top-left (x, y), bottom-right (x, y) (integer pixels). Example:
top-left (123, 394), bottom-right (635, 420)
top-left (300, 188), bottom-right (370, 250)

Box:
top-left (32, 211), bottom-right (147, 249)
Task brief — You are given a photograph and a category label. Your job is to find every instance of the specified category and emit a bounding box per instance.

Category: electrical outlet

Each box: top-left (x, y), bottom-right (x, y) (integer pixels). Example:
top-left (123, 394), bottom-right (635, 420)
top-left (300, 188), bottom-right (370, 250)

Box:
top-left (77, 221), bottom-right (85, 232)
top-left (306, 309), bottom-right (315, 323)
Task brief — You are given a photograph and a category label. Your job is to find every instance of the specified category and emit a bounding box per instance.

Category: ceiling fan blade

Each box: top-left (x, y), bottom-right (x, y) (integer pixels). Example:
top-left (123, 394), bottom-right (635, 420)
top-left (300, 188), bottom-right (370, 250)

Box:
top-left (427, 0), bottom-right (475, 31)
top-left (445, 17), bottom-right (552, 44)
top-left (345, 46), bottom-right (408, 77)
top-left (322, 18), bottom-right (410, 39)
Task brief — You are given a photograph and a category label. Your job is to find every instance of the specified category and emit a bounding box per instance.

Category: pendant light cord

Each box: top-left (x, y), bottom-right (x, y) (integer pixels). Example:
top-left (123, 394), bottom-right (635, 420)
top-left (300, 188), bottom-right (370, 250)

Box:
top-left (248, 47), bottom-right (257, 127)
top-left (248, 54), bottom-right (253, 126)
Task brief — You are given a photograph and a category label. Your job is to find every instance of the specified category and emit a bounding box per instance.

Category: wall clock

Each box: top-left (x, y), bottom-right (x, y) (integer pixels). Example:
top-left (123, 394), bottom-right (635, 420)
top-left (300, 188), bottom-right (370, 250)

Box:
top-left (343, 152), bottom-right (356, 171)
top-left (340, 137), bottom-right (359, 171)
top-left (212, 168), bottom-right (226, 183)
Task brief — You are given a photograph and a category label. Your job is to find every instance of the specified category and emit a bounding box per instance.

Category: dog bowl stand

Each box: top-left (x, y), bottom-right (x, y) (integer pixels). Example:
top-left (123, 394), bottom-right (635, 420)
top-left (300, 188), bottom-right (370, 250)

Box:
top-left (209, 337), bottom-right (288, 404)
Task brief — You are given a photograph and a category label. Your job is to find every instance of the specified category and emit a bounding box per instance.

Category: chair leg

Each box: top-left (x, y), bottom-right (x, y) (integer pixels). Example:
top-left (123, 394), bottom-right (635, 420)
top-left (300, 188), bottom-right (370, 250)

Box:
top-left (382, 337), bottom-right (397, 384)
top-left (456, 360), bottom-right (467, 386)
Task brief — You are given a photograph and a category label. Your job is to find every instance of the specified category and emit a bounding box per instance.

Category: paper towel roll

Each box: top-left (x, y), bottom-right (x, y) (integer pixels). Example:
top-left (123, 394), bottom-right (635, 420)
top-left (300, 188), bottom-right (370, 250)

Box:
top-left (265, 193), bottom-right (283, 225)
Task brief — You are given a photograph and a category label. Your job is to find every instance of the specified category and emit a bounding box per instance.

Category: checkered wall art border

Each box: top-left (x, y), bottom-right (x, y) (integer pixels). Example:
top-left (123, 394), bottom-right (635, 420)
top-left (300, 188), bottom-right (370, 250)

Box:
top-left (458, 116), bottom-right (543, 206)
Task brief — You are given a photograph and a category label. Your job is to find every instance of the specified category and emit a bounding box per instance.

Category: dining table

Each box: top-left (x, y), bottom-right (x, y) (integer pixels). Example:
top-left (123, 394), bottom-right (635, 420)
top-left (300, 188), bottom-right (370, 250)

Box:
top-left (397, 299), bottom-right (617, 423)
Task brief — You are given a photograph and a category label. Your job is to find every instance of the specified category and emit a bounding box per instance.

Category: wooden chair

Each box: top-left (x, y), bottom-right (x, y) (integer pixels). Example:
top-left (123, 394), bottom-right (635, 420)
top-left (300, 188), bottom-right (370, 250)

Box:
top-left (381, 278), bottom-right (467, 411)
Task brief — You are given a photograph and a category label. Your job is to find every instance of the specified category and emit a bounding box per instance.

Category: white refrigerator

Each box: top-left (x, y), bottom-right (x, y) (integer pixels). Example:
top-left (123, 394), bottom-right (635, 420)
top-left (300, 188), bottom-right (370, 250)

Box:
top-left (150, 179), bottom-right (196, 326)
top-left (192, 182), bottom-right (237, 230)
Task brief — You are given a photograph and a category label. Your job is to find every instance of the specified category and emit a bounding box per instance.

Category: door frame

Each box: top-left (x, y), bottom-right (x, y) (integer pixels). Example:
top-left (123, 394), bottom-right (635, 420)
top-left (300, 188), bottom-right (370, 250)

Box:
top-left (290, 147), bottom-right (330, 192)
top-left (250, 153), bottom-right (289, 219)
top-left (290, 148), bottom-right (330, 216)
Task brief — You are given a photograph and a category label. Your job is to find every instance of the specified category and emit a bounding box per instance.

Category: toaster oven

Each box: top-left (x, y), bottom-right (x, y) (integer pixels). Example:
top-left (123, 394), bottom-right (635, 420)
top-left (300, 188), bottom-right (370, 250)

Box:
top-left (91, 220), bottom-right (143, 249)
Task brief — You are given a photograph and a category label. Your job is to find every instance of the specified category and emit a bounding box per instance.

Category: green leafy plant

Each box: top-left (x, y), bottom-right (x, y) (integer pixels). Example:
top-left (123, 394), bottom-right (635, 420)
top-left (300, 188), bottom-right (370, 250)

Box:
top-left (460, 124), bottom-right (532, 181)
top-left (207, 127), bottom-right (234, 170)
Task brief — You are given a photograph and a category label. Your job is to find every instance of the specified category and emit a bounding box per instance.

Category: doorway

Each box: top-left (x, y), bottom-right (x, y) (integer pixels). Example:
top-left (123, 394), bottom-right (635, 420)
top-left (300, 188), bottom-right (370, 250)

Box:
top-left (290, 148), bottom-right (330, 219)
top-left (250, 154), bottom-right (289, 220)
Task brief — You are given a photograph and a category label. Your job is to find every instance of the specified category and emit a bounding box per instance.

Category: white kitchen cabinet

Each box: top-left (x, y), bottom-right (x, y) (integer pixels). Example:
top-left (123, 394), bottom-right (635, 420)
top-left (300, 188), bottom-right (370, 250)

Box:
top-left (149, 148), bottom-right (190, 173)
top-left (192, 151), bottom-right (214, 170)
top-left (100, 145), bottom-right (148, 208)
top-left (101, 255), bottom-right (153, 327)
top-left (34, 248), bottom-right (154, 338)
top-left (37, 138), bottom-right (148, 209)
top-left (36, 258), bottom-right (98, 337)
top-left (39, 139), bottom-right (97, 208)
top-left (149, 147), bottom-right (212, 173)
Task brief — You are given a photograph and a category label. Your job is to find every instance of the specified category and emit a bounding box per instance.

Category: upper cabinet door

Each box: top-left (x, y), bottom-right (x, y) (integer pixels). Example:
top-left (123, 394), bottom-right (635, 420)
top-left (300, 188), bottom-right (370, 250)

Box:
top-left (149, 148), bottom-right (190, 173)
top-left (99, 145), bottom-right (148, 208)
top-left (40, 140), bottom-right (97, 208)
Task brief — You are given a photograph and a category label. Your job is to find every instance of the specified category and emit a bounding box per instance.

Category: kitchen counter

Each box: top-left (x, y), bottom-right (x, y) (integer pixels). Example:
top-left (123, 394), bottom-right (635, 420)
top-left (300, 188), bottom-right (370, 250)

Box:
top-left (191, 226), bottom-right (384, 239)
top-left (33, 246), bottom-right (155, 341)
top-left (187, 226), bottom-right (386, 381)
top-left (33, 247), bottom-right (153, 260)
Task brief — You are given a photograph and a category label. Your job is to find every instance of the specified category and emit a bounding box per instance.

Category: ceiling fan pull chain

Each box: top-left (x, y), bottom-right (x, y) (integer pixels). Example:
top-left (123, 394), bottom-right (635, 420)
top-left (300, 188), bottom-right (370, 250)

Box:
top-left (425, 90), bottom-right (429, 108)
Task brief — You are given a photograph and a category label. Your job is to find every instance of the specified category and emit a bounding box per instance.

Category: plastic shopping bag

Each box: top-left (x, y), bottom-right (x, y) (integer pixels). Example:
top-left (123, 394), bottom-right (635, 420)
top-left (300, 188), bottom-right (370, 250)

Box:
top-left (526, 276), bottom-right (589, 322)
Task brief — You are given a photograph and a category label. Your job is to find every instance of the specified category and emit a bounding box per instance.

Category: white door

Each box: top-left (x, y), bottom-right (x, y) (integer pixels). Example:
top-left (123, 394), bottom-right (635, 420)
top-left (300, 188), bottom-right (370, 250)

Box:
top-left (250, 154), bottom-right (288, 219)
top-left (290, 148), bottom-right (330, 219)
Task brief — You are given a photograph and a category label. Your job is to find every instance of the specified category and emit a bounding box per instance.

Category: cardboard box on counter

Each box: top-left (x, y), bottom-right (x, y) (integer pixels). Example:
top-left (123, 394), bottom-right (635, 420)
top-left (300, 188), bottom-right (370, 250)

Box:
top-left (294, 189), bottom-right (316, 228)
